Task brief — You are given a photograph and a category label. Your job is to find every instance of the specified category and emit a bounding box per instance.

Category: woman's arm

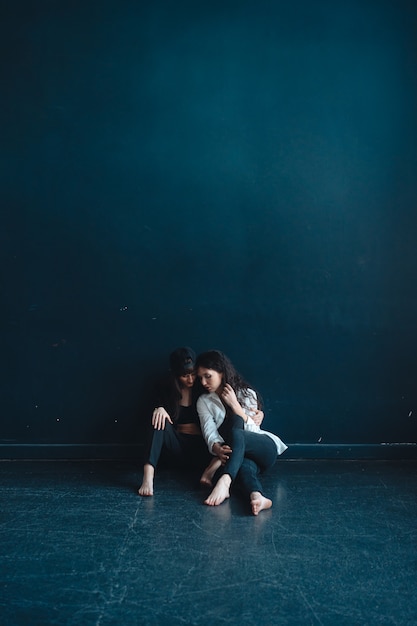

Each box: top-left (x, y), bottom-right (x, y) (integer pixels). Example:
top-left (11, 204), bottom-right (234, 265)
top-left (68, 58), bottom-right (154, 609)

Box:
top-left (197, 395), bottom-right (227, 454)
top-left (221, 385), bottom-right (261, 426)
top-left (151, 376), bottom-right (175, 429)
top-left (151, 407), bottom-right (173, 430)
top-left (221, 384), bottom-right (250, 422)
top-left (221, 386), bottom-right (264, 432)
top-left (252, 409), bottom-right (264, 426)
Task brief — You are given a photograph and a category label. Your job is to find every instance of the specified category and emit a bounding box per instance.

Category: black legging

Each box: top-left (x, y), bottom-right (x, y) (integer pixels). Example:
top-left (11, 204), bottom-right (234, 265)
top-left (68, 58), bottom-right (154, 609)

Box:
top-left (144, 421), bottom-right (212, 470)
top-left (217, 414), bottom-right (277, 496)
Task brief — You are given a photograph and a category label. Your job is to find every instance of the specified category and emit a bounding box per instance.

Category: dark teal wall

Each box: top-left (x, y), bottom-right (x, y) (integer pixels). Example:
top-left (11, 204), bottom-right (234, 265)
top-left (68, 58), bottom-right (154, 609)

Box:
top-left (1, 0), bottom-right (417, 455)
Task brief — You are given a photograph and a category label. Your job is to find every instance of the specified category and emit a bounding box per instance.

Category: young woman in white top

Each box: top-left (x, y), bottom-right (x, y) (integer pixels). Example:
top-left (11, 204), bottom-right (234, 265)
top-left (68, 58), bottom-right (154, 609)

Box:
top-left (196, 350), bottom-right (287, 515)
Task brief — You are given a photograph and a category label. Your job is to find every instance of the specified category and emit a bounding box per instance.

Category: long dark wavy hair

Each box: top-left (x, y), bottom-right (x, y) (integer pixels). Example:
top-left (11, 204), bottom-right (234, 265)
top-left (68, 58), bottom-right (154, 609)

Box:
top-left (195, 350), bottom-right (262, 409)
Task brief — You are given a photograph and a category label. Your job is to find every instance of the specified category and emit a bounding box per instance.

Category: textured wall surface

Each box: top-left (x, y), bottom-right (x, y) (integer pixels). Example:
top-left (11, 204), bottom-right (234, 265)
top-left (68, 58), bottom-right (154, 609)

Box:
top-left (1, 0), bottom-right (417, 455)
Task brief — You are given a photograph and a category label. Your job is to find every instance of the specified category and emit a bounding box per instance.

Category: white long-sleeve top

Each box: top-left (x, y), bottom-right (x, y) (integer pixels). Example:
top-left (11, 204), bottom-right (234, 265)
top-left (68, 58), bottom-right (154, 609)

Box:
top-left (197, 389), bottom-right (288, 456)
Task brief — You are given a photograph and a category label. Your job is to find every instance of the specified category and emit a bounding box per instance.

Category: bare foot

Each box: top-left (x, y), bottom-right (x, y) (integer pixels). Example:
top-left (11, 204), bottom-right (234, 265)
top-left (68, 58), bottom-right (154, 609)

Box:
top-left (204, 475), bottom-right (231, 506)
top-left (138, 464), bottom-right (155, 497)
top-left (250, 491), bottom-right (272, 516)
top-left (200, 458), bottom-right (222, 487)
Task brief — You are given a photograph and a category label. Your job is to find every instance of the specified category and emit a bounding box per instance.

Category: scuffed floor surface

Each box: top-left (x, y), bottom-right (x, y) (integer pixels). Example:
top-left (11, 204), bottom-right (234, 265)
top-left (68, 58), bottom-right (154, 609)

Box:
top-left (0, 460), bottom-right (416, 625)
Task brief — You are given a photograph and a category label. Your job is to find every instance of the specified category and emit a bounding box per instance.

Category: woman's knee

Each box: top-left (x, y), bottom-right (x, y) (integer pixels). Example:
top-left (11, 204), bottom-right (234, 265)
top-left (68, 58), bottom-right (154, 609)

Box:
top-left (244, 434), bottom-right (277, 469)
top-left (229, 413), bottom-right (245, 429)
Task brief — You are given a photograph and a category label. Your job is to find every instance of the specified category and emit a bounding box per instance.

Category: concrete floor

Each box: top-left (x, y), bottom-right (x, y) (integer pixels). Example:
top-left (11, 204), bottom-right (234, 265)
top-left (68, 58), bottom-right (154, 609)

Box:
top-left (1, 459), bottom-right (416, 625)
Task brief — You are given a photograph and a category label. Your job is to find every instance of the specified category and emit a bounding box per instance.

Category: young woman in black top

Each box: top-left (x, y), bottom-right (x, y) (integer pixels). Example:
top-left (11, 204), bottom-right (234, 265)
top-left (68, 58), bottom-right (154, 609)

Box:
top-left (138, 347), bottom-right (216, 496)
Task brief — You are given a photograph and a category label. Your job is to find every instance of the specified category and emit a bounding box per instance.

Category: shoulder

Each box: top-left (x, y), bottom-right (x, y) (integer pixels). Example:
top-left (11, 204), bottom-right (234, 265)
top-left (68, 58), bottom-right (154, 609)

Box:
top-left (197, 394), bottom-right (208, 409)
top-left (237, 387), bottom-right (257, 401)
top-left (198, 392), bottom-right (216, 405)
top-left (197, 393), bottom-right (222, 409)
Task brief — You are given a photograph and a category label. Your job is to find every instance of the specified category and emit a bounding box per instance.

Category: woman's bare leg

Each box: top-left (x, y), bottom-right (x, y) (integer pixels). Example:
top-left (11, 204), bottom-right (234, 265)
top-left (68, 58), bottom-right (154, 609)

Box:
top-left (204, 474), bottom-right (232, 506)
top-left (200, 457), bottom-right (222, 486)
top-left (138, 464), bottom-right (155, 496)
top-left (250, 491), bottom-right (272, 516)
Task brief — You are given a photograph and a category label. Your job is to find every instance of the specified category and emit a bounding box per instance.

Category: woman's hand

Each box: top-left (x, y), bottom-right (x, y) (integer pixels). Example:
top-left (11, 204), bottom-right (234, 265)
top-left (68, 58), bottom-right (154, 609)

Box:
top-left (221, 383), bottom-right (253, 423)
top-left (152, 407), bottom-right (173, 430)
top-left (212, 442), bottom-right (233, 465)
top-left (252, 409), bottom-right (264, 426)
top-left (221, 383), bottom-right (240, 412)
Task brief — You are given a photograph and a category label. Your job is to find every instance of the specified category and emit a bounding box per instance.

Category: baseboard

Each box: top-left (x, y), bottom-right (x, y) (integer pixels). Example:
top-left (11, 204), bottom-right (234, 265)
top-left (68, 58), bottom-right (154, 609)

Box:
top-left (285, 443), bottom-right (417, 460)
top-left (0, 444), bottom-right (143, 460)
top-left (0, 442), bottom-right (415, 460)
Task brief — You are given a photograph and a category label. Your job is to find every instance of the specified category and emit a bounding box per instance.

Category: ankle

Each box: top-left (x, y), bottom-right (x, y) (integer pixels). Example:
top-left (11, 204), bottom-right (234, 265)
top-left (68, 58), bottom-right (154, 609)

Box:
top-left (143, 464), bottom-right (155, 479)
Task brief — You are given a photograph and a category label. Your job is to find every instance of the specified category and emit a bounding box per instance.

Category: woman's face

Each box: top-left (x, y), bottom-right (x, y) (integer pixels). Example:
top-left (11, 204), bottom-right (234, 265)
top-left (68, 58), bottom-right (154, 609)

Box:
top-left (197, 367), bottom-right (223, 394)
top-left (178, 371), bottom-right (196, 388)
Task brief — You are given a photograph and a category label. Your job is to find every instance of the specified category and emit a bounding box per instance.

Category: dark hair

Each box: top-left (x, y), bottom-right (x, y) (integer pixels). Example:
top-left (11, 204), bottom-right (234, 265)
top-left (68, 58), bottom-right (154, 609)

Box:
top-left (195, 350), bottom-right (262, 408)
top-left (169, 347), bottom-right (196, 377)
top-left (164, 347), bottom-right (197, 421)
